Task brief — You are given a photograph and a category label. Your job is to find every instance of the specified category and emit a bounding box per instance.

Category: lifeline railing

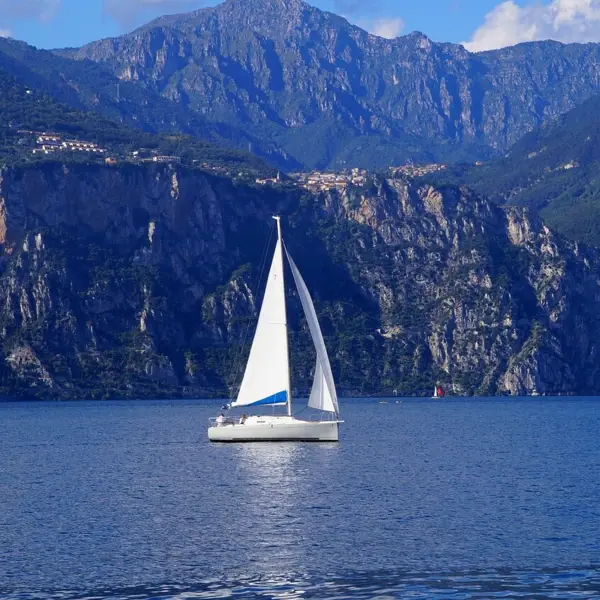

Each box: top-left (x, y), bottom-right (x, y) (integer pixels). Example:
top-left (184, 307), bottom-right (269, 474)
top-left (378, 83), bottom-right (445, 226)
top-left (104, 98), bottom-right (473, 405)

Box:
top-left (208, 416), bottom-right (240, 426)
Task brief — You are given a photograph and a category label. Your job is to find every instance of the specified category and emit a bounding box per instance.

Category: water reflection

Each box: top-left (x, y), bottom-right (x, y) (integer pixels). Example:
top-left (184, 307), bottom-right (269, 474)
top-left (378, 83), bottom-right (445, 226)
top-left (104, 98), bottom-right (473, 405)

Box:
top-left (234, 440), bottom-right (302, 470)
top-left (230, 443), bottom-right (325, 575)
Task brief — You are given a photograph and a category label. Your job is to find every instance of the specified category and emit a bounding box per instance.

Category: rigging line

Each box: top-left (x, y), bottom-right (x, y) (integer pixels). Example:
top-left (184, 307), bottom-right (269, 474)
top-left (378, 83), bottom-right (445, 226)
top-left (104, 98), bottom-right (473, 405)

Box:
top-left (230, 220), bottom-right (275, 402)
top-left (294, 404), bottom-right (310, 417)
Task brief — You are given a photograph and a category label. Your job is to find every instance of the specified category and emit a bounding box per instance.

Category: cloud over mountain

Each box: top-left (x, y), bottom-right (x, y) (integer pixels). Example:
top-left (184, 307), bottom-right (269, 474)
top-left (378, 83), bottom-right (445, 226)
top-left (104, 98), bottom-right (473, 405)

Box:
top-left (464, 0), bottom-right (600, 52)
top-left (369, 17), bottom-right (405, 39)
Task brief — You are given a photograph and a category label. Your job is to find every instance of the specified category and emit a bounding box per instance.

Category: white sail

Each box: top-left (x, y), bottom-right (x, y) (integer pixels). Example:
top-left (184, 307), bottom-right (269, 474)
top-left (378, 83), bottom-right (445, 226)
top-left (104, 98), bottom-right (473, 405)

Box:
top-left (232, 237), bottom-right (289, 408)
top-left (308, 359), bottom-right (337, 413)
top-left (285, 247), bottom-right (339, 416)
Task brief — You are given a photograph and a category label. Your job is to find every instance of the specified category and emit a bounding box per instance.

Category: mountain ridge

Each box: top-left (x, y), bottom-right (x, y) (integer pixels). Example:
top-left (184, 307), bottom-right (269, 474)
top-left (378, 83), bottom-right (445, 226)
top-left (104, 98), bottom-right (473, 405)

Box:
top-left (0, 35), bottom-right (300, 168)
top-left (3, 0), bottom-right (600, 397)
top-left (55, 0), bottom-right (600, 170)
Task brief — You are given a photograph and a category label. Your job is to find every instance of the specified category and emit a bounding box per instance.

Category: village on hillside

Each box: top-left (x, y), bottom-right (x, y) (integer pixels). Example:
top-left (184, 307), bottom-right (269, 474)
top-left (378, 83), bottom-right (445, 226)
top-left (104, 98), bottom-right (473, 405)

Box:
top-left (255, 164), bottom-right (450, 192)
top-left (17, 129), bottom-right (457, 189)
top-left (18, 130), bottom-right (182, 166)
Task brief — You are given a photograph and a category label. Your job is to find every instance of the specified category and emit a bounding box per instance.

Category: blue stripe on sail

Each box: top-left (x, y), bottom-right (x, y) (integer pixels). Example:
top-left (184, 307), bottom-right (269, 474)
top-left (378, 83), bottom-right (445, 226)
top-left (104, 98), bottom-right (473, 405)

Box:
top-left (246, 390), bottom-right (288, 407)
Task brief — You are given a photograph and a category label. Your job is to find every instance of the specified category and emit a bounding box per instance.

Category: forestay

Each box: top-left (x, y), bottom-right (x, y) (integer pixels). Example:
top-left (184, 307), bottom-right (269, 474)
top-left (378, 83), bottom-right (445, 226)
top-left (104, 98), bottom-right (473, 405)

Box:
top-left (232, 238), bottom-right (289, 408)
top-left (285, 247), bottom-right (339, 416)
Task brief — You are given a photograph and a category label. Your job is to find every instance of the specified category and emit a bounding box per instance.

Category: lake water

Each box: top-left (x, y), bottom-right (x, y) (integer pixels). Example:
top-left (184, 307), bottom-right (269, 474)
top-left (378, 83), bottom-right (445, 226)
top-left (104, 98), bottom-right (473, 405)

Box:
top-left (1, 398), bottom-right (599, 599)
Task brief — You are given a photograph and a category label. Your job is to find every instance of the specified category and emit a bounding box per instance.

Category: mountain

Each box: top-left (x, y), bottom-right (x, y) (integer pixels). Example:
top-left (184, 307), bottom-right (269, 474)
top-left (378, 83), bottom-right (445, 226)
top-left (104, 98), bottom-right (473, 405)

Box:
top-left (419, 94), bottom-right (600, 245)
top-left (0, 37), bottom-right (212, 137)
top-left (0, 36), bottom-right (296, 168)
top-left (1, 160), bottom-right (599, 399)
top-left (0, 67), bottom-right (271, 174)
top-left (58, 0), bottom-right (600, 170)
top-left (475, 93), bottom-right (600, 246)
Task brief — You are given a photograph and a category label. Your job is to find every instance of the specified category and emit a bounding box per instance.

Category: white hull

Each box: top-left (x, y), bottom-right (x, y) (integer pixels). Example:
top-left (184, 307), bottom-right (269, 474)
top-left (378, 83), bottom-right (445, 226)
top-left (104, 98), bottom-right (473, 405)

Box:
top-left (208, 415), bottom-right (340, 442)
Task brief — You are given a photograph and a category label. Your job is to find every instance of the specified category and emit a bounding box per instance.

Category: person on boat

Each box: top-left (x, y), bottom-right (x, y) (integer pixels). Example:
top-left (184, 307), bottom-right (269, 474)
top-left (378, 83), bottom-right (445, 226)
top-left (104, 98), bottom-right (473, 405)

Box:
top-left (239, 414), bottom-right (247, 425)
top-left (216, 414), bottom-right (226, 426)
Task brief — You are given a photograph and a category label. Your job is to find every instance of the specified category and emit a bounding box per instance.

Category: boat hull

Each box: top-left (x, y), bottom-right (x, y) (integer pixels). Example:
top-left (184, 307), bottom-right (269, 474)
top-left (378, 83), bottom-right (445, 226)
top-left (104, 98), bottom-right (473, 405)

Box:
top-left (208, 415), bottom-right (340, 442)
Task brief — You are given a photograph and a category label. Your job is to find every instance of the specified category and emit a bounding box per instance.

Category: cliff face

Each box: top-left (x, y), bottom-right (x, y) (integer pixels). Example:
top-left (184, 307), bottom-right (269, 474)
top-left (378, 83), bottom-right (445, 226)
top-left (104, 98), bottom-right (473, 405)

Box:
top-left (62, 0), bottom-right (600, 169)
top-left (0, 162), bottom-right (283, 398)
top-left (0, 161), bottom-right (598, 398)
top-left (445, 93), bottom-right (600, 248)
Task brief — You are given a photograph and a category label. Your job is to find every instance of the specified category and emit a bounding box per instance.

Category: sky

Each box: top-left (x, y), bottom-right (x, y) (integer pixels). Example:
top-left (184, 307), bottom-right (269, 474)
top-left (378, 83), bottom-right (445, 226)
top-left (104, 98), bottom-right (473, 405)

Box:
top-left (2, 0), bottom-right (600, 52)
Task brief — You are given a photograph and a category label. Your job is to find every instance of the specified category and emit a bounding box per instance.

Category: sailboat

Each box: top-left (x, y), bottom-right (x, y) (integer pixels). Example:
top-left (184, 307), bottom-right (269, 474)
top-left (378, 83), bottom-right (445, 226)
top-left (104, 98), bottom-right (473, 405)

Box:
top-left (432, 385), bottom-right (445, 400)
top-left (208, 216), bottom-right (342, 442)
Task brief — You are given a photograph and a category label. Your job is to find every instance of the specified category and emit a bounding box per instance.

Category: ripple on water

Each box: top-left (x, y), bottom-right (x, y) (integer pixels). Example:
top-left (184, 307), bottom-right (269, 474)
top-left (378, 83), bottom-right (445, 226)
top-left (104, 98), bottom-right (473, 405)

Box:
top-left (3, 568), bottom-right (600, 600)
top-left (2, 399), bottom-right (600, 599)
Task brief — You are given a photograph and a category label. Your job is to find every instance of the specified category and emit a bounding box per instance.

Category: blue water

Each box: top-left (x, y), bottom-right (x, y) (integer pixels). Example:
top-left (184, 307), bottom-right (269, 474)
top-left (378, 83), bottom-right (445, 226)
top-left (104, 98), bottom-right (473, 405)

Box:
top-left (1, 398), bottom-right (599, 599)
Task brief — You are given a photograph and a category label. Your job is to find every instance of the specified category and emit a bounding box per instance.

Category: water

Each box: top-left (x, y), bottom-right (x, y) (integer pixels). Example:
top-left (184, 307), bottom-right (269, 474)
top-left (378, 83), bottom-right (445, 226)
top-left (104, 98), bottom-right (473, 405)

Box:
top-left (1, 398), bottom-right (599, 599)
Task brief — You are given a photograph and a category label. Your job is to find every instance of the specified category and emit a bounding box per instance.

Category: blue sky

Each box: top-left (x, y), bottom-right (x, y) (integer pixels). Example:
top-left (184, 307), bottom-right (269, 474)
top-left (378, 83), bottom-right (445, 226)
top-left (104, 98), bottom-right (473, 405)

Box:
top-left (2, 0), bottom-right (600, 52)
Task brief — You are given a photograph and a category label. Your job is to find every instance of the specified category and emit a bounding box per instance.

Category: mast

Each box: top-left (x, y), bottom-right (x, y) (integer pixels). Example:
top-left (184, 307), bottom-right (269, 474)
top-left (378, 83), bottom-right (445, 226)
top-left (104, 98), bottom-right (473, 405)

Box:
top-left (273, 216), bottom-right (292, 416)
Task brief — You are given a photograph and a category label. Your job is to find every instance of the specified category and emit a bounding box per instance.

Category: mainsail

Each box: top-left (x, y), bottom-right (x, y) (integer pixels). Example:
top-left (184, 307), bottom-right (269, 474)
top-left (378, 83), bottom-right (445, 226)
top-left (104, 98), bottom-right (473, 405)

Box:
top-left (285, 247), bottom-right (339, 416)
top-left (232, 237), bottom-right (289, 408)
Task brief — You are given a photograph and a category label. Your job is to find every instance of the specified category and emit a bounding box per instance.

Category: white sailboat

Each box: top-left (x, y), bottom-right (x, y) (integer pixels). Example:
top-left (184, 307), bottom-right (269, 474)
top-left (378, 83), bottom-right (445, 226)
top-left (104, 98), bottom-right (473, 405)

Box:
top-left (208, 217), bottom-right (342, 442)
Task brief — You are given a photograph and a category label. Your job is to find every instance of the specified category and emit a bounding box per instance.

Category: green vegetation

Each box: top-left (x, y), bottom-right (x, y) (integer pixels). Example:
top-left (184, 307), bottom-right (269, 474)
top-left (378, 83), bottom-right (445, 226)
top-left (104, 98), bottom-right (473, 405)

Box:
top-left (0, 68), bottom-right (273, 175)
top-left (420, 94), bottom-right (600, 246)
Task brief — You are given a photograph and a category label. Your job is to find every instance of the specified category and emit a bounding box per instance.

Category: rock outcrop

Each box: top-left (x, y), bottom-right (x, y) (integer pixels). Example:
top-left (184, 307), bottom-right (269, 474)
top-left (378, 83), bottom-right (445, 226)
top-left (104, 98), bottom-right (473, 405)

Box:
top-left (0, 161), bottom-right (598, 398)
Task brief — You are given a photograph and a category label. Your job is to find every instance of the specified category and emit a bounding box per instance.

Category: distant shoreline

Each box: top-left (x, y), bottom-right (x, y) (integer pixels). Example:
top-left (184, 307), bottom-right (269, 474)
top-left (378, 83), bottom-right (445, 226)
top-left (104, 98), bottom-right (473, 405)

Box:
top-left (1, 394), bottom-right (597, 403)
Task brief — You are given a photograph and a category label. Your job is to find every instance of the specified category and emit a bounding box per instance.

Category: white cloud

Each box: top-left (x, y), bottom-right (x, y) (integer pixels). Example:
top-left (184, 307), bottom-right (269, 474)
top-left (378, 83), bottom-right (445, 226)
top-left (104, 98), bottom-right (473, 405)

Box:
top-left (356, 16), bottom-right (404, 39)
top-left (0, 28), bottom-right (11, 37)
top-left (464, 0), bottom-right (600, 52)
top-left (103, 0), bottom-right (209, 27)
top-left (0, 0), bottom-right (60, 22)
top-left (369, 17), bottom-right (405, 39)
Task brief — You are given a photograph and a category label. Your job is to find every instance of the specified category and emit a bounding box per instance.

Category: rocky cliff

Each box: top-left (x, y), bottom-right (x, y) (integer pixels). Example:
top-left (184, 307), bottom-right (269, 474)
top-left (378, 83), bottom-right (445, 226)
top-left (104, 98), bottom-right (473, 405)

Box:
top-left (61, 0), bottom-right (600, 169)
top-left (0, 161), bottom-right (598, 398)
